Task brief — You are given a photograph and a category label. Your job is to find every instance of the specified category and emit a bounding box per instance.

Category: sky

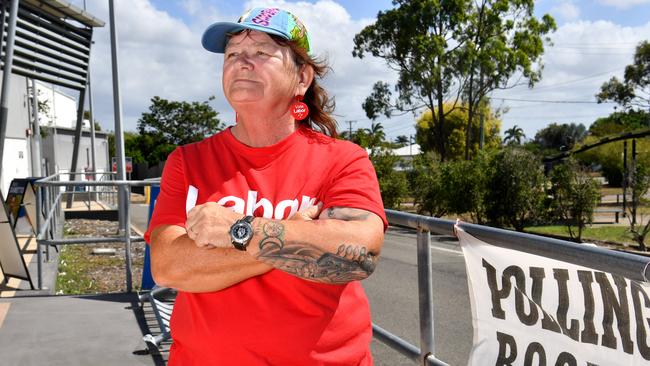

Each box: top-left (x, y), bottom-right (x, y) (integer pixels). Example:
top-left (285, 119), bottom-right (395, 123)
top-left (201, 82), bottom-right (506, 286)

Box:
top-left (63, 0), bottom-right (650, 143)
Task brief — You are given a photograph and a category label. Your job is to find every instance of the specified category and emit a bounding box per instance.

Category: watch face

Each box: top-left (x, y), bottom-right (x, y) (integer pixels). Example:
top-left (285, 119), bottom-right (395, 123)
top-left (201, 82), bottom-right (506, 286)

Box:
top-left (231, 222), bottom-right (253, 242)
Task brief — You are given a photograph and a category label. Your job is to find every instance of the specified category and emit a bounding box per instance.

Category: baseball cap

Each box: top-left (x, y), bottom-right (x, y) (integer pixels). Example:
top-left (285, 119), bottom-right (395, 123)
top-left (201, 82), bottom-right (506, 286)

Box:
top-left (201, 7), bottom-right (312, 55)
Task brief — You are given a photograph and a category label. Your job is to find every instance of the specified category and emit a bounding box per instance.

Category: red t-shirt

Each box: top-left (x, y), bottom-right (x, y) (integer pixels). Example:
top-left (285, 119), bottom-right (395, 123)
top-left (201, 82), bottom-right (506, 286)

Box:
top-left (145, 126), bottom-right (387, 365)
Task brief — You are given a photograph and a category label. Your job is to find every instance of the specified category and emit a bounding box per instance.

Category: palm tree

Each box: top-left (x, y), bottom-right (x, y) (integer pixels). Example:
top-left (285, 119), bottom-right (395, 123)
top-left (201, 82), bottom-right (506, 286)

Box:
top-left (504, 125), bottom-right (525, 145)
top-left (394, 135), bottom-right (410, 147)
top-left (366, 122), bottom-right (386, 149)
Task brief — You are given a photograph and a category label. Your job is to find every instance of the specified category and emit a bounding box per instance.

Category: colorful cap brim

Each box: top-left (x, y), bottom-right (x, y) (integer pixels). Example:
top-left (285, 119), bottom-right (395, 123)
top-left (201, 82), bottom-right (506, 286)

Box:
top-left (201, 22), bottom-right (288, 54)
top-left (201, 7), bottom-right (312, 55)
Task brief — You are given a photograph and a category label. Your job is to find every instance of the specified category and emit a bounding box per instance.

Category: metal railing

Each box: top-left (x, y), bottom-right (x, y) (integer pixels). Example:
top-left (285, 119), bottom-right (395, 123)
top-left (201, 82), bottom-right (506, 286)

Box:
top-left (30, 180), bottom-right (650, 365)
top-left (34, 173), bottom-right (160, 292)
top-left (377, 209), bottom-right (650, 366)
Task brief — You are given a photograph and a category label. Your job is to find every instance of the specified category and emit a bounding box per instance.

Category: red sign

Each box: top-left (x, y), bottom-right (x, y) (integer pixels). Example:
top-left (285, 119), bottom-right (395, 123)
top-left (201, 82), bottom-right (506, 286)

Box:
top-left (112, 157), bottom-right (133, 173)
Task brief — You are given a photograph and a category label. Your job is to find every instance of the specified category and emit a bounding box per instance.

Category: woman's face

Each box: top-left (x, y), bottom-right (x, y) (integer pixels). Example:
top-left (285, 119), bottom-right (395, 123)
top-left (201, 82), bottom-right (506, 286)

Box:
top-left (222, 31), bottom-right (304, 111)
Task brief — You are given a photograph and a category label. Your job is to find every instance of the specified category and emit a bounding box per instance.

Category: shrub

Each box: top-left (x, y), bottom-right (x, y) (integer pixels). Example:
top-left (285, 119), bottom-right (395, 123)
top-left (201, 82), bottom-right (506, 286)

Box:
top-left (548, 158), bottom-right (600, 242)
top-left (484, 147), bottom-right (546, 231)
top-left (407, 153), bottom-right (447, 216)
top-left (371, 149), bottom-right (409, 210)
top-left (438, 153), bottom-right (490, 223)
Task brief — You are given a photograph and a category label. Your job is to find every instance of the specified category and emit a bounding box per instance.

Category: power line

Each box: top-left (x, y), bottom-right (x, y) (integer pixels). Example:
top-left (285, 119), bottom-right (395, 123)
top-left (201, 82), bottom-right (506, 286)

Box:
top-left (517, 66), bottom-right (625, 91)
top-left (504, 113), bottom-right (605, 120)
top-left (544, 50), bottom-right (634, 56)
top-left (552, 41), bottom-right (640, 46)
top-left (492, 97), bottom-right (614, 104)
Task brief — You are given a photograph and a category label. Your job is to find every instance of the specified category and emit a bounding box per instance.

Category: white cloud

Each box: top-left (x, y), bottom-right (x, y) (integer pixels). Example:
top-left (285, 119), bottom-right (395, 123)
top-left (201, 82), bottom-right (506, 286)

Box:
top-left (76, 0), bottom-right (397, 138)
top-left (493, 19), bottom-right (650, 140)
top-left (551, 2), bottom-right (580, 21)
top-left (80, 0), bottom-right (225, 133)
top-left (598, 0), bottom-right (650, 10)
top-left (74, 0), bottom-right (650, 144)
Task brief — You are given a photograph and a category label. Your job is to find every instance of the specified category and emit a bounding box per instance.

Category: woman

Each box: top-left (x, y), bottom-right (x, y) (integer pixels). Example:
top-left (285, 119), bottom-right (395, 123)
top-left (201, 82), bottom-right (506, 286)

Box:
top-left (146, 7), bottom-right (386, 365)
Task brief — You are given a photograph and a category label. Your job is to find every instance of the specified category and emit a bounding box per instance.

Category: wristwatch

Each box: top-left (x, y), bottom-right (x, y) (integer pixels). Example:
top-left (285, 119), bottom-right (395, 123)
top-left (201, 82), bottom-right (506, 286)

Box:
top-left (229, 215), bottom-right (255, 251)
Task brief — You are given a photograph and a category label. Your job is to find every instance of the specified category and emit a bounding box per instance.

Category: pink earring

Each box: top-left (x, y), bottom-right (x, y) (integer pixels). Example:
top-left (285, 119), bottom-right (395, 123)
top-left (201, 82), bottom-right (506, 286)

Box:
top-left (235, 112), bottom-right (239, 123)
top-left (290, 96), bottom-right (309, 121)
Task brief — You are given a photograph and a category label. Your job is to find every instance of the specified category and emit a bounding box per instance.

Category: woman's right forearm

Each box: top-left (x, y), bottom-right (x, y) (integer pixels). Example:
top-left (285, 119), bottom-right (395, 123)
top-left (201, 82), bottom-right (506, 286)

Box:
top-left (150, 225), bottom-right (272, 292)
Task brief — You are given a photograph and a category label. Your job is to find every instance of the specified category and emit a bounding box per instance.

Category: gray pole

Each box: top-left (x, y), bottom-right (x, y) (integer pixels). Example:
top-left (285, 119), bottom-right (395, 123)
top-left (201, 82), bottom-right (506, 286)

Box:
top-left (623, 140), bottom-right (628, 217)
top-left (36, 184), bottom-right (42, 289)
top-left (51, 84), bottom-right (59, 176)
top-left (88, 68), bottom-right (97, 176)
top-left (30, 79), bottom-right (42, 176)
top-left (84, 0), bottom-right (97, 177)
top-left (416, 229), bottom-right (435, 363)
top-left (109, 0), bottom-right (132, 292)
top-left (346, 120), bottom-right (356, 140)
top-left (0, 0), bottom-right (19, 195)
top-left (632, 139), bottom-right (637, 226)
top-left (66, 88), bottom-right (86, 209)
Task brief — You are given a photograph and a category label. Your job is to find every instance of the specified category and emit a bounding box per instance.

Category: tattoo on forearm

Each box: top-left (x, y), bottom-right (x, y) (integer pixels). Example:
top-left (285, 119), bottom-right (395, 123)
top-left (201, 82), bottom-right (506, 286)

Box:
top-left (254, 221), bottom-right (377, 283)
top-left (326, 207), bottom-right (370, 221)
top-left (259, 221), bottom-right (284, 250)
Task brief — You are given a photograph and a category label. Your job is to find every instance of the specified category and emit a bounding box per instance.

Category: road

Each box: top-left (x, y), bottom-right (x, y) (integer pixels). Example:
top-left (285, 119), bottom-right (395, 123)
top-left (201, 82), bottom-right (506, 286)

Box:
top-left (364, 227), bottom-right (472, 366)
top-left (130, 204), bottom-right (474, 366)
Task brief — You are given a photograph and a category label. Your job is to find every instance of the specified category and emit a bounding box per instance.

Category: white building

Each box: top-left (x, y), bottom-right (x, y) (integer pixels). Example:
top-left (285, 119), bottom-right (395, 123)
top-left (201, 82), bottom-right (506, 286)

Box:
top-left (0, 77), bottom-right (109, 194)
top-left (36, 81), bottom-right (90, 130)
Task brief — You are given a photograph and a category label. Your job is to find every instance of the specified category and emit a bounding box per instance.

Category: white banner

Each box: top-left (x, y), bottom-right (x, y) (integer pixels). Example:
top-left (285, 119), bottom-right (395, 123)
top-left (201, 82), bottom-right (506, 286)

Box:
top-left (456, 225), bottom-right (650, 366)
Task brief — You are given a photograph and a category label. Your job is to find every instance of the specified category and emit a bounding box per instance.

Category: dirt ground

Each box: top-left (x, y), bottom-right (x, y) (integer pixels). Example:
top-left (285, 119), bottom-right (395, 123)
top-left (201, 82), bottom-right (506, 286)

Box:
top-left (57, 219), bottom-right (145, 294)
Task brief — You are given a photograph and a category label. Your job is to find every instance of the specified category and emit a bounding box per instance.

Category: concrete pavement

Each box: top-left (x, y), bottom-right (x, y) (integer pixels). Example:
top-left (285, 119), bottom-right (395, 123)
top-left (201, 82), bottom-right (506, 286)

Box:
top-left (0, 293), bottom-right (164, 366)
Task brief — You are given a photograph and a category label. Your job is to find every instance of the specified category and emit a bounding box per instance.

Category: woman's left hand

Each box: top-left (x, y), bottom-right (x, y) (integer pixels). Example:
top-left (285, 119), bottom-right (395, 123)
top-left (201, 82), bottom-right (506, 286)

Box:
top-left (185, 202), bottom-right (242, 249)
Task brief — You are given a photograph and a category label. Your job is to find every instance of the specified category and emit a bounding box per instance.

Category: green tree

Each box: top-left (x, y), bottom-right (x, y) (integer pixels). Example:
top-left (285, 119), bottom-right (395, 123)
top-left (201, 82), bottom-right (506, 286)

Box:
top-left (416, 102), bottom-right (501, 160)
top-left (438, 154), bottom-right (490, 223)
top-left (576, 137), bottom-right (650, 187)
top-left (366, 122), bottom-right (387, 153)
top-left (82, 110), bottom-right (102, 131)
top-left (589, 109), bottom-right (649, 136)
top-left (458, 0), bottom-right (555, 159)
top-left (627, 163), bottom-right (650, 251)
top-left (408, 152), bottom-right (447, 216)
top-left (371, 149), bottom-right (409, 209)
top-left (353, 0), bottom-right (554, 161)
top-left (138, 96), bottom-right (223, 146)
top-left (353, 0), bottom-right (470, 160)
top-left (344, 128), bottom-right (372, 148)
top-left (597, 40), bottom-right (650, 113)
top-left (484, 147), bottom-right (546, 231)
top-left (548, 159), bottom-right (600, 242)
top-left (35, 89), bottom-right (52, 138)
top-left (503, 125), bottom-right (525, 145)
top-left (533, 123), bottom-right (587, 152)
top-left (394, 135), bottom-right (410, 147)
top-left (136, 96), bottom-right (223, 165)
top-left (576, 139), bottom-right (624, 187)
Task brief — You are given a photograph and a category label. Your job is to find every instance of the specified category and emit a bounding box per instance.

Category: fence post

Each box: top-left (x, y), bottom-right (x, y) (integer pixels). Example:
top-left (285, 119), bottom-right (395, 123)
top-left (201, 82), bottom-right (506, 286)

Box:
top-left (45, 186), bottom-right (51, 261)
top-left (36, 183), bottom-right (42, 289)
top-left (123, 185), bottom-right (133, 292)
top-left (416, 227), bottom-right (435, 364)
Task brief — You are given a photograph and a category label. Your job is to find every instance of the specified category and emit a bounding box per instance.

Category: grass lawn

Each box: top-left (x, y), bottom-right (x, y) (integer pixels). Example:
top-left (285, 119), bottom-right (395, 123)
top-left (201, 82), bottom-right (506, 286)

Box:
top-left (56, 244), bottom-right (123, 294)
top-left (599, 186), bottom-right (623, 196)
top-left (525, 225), bottom-right (637, 246)
top-left (55, 220), bottom-right (144, 295)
